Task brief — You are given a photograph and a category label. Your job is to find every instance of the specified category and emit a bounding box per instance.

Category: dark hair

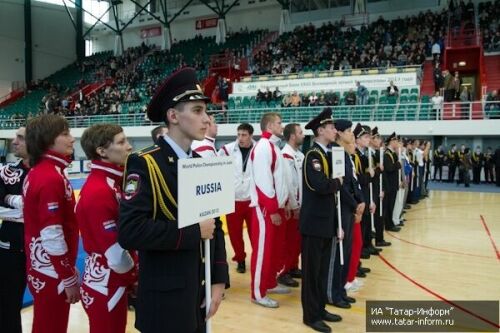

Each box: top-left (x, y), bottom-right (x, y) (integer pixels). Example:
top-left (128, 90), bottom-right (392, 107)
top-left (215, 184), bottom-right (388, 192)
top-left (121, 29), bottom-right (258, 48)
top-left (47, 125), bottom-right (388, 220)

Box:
top-left (151, 125), bottom-right (168, 143)
top-left (283, 123), bottom-right (299, 142)
top-left (260, 112), bottom-right (281, 131)
top-left (81, 124), bottom-right (124, 160)
top-left (237, 123), bottom-right (254, 135)
top-left (26, 114), bottom-right (70, 166)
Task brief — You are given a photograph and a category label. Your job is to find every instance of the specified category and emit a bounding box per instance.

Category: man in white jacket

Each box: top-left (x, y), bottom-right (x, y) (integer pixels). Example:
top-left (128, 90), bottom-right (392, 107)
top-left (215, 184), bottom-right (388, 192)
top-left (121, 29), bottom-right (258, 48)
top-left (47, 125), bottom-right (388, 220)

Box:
top-left (218, 123), bottom-right (255, 274)
top-left (277, 123), bottom-right (304, 288)
top-left (191, 114), bottom-right (218, 157)
top-left (248, 112), bottom-right (293, 308)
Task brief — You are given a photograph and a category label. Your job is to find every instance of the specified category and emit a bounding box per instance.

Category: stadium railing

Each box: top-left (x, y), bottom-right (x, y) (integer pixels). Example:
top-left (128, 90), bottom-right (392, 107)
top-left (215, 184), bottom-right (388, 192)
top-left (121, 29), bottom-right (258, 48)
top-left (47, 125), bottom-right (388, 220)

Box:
top-left (0, 101), bottom-right (498, 130)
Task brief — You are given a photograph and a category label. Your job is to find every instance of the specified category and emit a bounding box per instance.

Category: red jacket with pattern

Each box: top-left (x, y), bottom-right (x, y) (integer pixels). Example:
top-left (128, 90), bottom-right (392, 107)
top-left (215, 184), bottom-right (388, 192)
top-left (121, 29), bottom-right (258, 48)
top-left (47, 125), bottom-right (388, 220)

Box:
top-left (76, 160), bottom-right (137, 294)
top-left (23, 151), bottom-right (79, 290)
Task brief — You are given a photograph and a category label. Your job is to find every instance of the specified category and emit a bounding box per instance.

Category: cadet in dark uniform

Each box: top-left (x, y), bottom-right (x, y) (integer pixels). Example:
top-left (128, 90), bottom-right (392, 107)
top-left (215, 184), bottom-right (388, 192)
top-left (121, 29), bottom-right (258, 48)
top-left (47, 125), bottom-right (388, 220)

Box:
top-left (352, 123), bottom-right (379, 259)
top-left (433, 145), bottom-right (445, 181)
top-left (300, 108), bottom-right (342, 333)
top-left (118, 68), bottom-right (229, 333)
top-left (325, 119), bottom-right (363, 309)
top-left (484, 147), bottom-right (494, 184)
top-left (471, 146), bottom-right (483, 184)
top-left (0, 127), bottom-right (29, 333)
top-left (370, 127), bottom-right (391, 247)
top-left (447, 144), bottom-right (459, 183)
top-left (383, 133), bottom-right (402, 232)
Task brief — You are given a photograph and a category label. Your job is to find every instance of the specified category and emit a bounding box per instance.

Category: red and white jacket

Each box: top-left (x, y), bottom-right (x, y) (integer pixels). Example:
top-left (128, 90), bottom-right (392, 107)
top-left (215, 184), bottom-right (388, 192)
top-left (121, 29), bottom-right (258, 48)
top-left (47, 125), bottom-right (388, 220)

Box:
top-left (191, 136), bottom-right (217, 158)
top-left (218, 140), bottom-right (255, 202)
top-left (76, 160), bottom-right (137, 297)
top-left (23, 151), bottom-right (79, 292)
top-left (281, 143), bottom-right (304, 210)
top-left (248, 132), bottom-right (289, 214)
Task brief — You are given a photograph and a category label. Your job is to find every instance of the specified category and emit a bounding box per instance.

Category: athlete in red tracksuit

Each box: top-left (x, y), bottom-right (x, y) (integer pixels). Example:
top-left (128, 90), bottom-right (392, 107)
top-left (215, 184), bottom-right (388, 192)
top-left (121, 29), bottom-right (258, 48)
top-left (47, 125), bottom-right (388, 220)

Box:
top-left (280, 140), bottom-right (304, 283)
top-left (23, 151), bottom-right (79, 333)
top-left (191, 114), bottom-right (218, 158)
top-left (76, 160), bottom-right (137, 333)
top-left (218, 126), bottom-right (255, 273)
top-left (248, 113), bottom-right (291, 308)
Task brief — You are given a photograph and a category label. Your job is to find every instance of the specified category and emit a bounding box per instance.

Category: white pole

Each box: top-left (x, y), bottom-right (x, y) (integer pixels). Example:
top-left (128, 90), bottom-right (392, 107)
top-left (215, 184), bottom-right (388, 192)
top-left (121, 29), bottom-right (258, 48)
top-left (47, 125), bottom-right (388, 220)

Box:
top-left (204, 239), bottom-right (212, 333)
top-left (379, 147), bottom-right (383, 217)
top-left (336, 191), bottom-right (344, 266)
top-left (368, 148), bottom-right (375, 232)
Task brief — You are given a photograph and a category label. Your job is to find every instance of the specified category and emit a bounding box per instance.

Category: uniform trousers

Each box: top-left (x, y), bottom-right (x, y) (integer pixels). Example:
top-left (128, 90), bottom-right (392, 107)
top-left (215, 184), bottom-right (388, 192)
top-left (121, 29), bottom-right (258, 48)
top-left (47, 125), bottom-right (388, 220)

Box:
top-left (0, 249), bottom-right (26, 333)
top-left (346, 221), bottom-right (362, 283)
top-left (281, 216), bottom-right (301, 275)
top-left (81, 285), bottom-right (128, 333)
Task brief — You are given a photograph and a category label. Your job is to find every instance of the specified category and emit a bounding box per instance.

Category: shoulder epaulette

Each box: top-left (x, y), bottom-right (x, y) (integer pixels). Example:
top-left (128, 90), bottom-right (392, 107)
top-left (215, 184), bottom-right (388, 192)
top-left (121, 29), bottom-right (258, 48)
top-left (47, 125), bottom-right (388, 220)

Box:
top-left (136, 145), bottom-right (160, 157)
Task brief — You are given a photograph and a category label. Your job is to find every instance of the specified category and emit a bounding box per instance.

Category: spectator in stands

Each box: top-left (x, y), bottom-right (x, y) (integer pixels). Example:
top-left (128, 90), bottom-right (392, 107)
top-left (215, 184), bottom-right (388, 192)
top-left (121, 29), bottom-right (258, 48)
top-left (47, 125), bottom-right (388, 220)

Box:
top-left (443, 70), bottom-right (454, 102)
top-left (273, 87), bottom-right (282, 101)
top-left (386, 81), bottom-right (399, 97)
top-left (308, 93), bottom-right (318, 106)
top-left (345, 89), bottom-right (357, 105)
top-left (356, 82), bottom-right (369, 105)
top-left (317, 94), bottom-right (327, 106)
top-left (326, 93), bottom-right (339, 106)
top-left (290, 91), bottom-right (301, 107)
top-left (282, 94), bottom-right (292, 107)
top-left (431, 91), bottom-right (444, 120)
top-left (264, 87), bottom-right (272, 104)
top-left (431, 39), bottom-right (441, 60)
top-left (452, 71), bottom-right (462, 100)
top-left (218, 77), bottom-right (229, 110)
top-left (434, 63), bottom-right (444, 92)
top-left (485, 90), bottom-right (500, 118)
top-left (256, 89), bottom-right (265, 102)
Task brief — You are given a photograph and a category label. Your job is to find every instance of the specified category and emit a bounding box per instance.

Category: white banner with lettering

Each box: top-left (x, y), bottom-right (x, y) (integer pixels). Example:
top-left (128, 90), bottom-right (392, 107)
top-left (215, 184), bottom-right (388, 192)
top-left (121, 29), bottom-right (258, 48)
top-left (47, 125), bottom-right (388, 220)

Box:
top-left (232, 72), bottom-right (418, 95)
top-left (177, 156), bottom-right (235, 229)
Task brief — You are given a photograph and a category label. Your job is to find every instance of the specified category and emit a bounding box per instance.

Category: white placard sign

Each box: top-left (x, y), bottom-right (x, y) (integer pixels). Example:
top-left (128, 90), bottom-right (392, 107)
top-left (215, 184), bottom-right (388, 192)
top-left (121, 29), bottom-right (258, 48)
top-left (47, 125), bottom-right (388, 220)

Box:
top-left (177, 156), bottom-right (235, 229)
top-left (67, 161), bottom-right (81, 174)
top-left (331, 147), bottom-right (345, 179)
top-left (232, 72), bottom-right (418, 95)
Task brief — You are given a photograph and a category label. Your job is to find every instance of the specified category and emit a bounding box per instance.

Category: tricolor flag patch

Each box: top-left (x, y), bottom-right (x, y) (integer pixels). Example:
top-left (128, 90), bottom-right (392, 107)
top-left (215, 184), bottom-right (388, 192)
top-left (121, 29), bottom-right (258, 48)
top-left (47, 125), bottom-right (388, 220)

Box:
top-left (103, 220), bottom-right (117, 232)
top-left (47, 202), bottom-right (59, 212)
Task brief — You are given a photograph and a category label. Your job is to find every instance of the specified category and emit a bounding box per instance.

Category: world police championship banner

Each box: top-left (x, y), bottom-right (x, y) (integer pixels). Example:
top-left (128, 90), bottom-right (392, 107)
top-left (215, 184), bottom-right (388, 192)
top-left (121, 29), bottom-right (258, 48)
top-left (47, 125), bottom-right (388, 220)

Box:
top-left (177, 156), bottom-right (235, 229)
top-left (331, 146), bottom-right (345, 179)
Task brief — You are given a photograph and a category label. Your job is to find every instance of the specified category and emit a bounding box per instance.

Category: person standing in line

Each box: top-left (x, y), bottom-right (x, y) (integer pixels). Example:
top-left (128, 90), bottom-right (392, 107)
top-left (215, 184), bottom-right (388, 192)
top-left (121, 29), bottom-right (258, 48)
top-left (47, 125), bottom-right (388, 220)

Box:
top-left (0, 127), bottom-right (29, 333)
top-left (23, 115), bottom-right (80, 333)
top-left (191, 114), bottom-right (218, 157)
top-left (218, 123), bottom-right (255, 274)
top-left (77, 124), bottom-right (138, 333)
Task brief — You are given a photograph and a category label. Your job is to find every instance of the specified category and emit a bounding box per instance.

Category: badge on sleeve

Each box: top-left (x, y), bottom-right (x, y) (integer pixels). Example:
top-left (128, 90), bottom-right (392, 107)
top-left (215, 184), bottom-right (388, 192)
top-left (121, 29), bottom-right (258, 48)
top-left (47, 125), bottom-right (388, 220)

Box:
top-left (124, 174), bottom-right (140, 200)
top-left (312, 159), bottom-right (322, 172)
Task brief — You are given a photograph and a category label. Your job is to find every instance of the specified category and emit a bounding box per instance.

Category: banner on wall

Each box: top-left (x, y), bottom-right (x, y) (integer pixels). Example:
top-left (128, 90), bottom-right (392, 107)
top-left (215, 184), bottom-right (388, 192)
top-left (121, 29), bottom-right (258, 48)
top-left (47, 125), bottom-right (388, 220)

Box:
top-left (196, 17), bottom-right (218, 30)
top-left (232, 72), bottom-right (418, 95)
top-left (140, 27), bottom-right (162, 39)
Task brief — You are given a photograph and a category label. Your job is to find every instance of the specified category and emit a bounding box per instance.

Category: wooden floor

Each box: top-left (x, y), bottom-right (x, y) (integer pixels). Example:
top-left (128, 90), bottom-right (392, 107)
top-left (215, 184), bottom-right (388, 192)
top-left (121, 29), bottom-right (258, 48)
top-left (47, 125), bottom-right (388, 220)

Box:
top-left (21, 190), bottom-right (500, 332)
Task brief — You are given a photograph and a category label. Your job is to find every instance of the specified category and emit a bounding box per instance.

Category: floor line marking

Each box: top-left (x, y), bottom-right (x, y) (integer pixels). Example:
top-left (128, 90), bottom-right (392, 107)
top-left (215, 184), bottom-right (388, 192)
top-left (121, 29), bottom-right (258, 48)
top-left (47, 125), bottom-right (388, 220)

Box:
top-left (479, 215), bottom-right (500, 261)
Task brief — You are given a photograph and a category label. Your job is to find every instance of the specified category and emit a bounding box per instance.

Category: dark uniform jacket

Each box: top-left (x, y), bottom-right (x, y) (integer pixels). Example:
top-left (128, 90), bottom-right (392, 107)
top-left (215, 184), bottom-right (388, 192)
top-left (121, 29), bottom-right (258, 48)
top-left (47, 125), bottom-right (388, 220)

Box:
top-left (353, 148), bottom-right (370, 214)
top-left (370, 148), bottom-right (383, 202)
top-left (383, 148), bottom-right (401, 193)
top-left (340, 152), bottom-right (364, 217)
top-left (471, 151), bottom-right (483, 167)
top-left (447, 150), bottom-right (459, 166)
top-left (118, 138), bottom-right (229, 333)
top-left (434, 149), bottom-right (445, 166)
top-left (300, 142), bottom-right (341, 238)
top-left (0, 160), bottom-right (29, 251)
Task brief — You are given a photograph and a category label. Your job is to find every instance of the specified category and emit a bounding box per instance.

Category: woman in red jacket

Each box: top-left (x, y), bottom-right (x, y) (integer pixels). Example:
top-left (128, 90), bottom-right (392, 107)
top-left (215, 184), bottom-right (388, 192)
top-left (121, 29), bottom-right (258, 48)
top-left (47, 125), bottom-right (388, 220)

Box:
top-left (24, 115), bottom-right (80, 333)
top-left (76, 124), bottom-right (136, 333)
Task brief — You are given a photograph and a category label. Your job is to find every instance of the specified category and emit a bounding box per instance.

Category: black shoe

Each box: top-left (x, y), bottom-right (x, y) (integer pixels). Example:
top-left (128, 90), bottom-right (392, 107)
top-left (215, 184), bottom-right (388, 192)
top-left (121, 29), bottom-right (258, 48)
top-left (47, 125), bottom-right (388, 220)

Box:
top-left (376, 240), bottom-right (392, 247)
top-left (289, 268), bottom-right (302, 279)
top-left (236, 261), bottom-right (246, 273)
top-left (401, 218), bottom-right (407, 222)
top-left (387, 226), bottom-right (401, 232)
top-left (399, 222), bottom-right (405, 226)
top-left (359, 266), bottom-right (371, 273)
top-left (323, 311), bottom-right (342, 322)
top-left (329, 300), bottom-right (351, 309)
top-left (404, 204), bottom-right (411, 209)
top-left (368, 247), bottom-right (381, 255)
top-left (277, 273), bottom-right (299, 287)
top-left (305, 320), bottom-right (331, 332)
top-left (360, 252), bottom-right (370, 259)
top-left (343, 296), bottom-right (356, 303)
top-left (356, 271), bottom-right (366, 278)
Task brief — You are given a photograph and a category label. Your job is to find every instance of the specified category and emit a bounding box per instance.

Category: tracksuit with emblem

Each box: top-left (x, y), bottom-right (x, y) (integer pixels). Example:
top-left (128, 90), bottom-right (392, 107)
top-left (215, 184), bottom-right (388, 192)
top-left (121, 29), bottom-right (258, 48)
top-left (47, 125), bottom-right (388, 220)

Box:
top-left (248, 131), bottom-right (295, 301)
top-left (218, 140), bottom-right (255, 264)
top-left (0, 160), bottom-right (29, 333)
top-left (23, 151), bottom-right (79, 333)
top-left (76, 160), bottom-right (137, 333)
